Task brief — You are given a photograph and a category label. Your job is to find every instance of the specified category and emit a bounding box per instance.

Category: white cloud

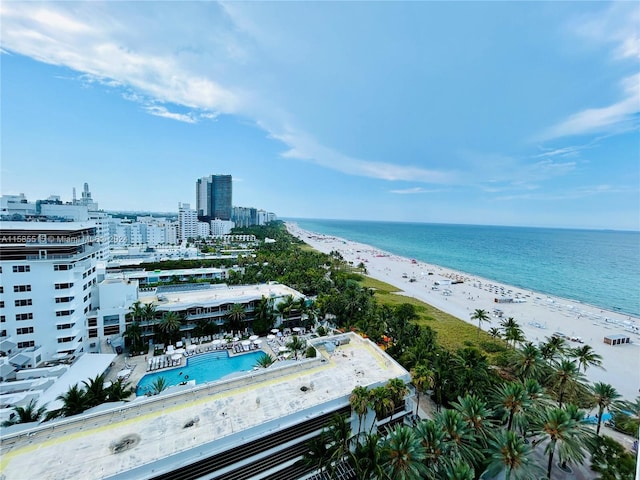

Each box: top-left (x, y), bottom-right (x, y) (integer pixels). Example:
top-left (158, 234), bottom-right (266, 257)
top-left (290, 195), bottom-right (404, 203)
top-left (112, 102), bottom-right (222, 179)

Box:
top-left (495, 184), bottom-right (635, 202)
top-left (541, 73), bottom-right (639, 140)
top-left (389, 187), bottom-right (437, 194)
top-left (144, 106), bottom-right (197, 124)
top-left (540, 4), bottom-right (640, 140)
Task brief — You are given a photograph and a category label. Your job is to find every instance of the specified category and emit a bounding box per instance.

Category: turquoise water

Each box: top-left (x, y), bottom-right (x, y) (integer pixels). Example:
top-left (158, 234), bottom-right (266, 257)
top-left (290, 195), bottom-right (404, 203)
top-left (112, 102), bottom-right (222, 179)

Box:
top-left (136, 351), bottom-right (264, 395)
top-left (290, 219), bottom-right (640, 317)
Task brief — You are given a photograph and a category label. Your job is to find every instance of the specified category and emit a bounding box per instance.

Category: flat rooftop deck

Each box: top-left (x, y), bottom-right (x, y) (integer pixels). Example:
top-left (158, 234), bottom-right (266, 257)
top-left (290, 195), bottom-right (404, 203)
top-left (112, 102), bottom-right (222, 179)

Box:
top-left (142, 283), bottom-right (304, 309)
top-left (0, 333), bottom-right (408, 479)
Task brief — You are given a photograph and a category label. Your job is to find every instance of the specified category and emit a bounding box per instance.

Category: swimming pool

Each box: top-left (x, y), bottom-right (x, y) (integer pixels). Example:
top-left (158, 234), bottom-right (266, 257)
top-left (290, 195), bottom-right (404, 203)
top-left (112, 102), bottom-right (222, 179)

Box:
top-left (136, 350), bottom-right (265, 396)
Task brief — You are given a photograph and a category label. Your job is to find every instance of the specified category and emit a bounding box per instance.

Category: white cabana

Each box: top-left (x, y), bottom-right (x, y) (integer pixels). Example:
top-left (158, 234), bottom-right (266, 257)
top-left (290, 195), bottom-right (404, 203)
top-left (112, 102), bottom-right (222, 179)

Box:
top-left (187, 344), bottom-right (197, 351)
top-left (241, 340), bottom-right (251, 351)
top-left (212, 339), bottom-right (221, 345)
top-left (292, 327), bottom-right (301, 333)
top-left (271, 329), bottom-right (279, 334)
top-left (267, 334), bottom-right (275, 340)
top-left (253, 339), bottom-right (262, 345)
top-left (278, 346), bottom-right (289, 352)
top-left (171, 353), bottom-right (182, 361)
top-left (117, 369), bottom-right (132, 378)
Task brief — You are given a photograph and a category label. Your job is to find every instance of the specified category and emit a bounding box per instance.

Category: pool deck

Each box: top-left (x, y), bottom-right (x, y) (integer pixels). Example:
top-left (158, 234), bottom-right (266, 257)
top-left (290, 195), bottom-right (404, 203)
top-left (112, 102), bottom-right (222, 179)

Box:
top-left (0, 333), bottom-right (409, 479)
top-left (104, 332), bottom-right (301, 394)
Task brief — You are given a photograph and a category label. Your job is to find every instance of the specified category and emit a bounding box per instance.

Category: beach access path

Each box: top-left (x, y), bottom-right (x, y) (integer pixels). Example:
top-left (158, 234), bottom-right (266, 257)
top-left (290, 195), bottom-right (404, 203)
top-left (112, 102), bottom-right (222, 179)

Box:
top-left (287, 223), bottom-right (640, 402)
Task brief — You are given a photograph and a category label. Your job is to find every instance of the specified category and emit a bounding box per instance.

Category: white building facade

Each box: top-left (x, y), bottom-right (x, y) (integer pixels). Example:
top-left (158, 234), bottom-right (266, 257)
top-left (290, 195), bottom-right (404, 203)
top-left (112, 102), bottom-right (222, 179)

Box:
top-left (0, 222), bottom-right (101, 363)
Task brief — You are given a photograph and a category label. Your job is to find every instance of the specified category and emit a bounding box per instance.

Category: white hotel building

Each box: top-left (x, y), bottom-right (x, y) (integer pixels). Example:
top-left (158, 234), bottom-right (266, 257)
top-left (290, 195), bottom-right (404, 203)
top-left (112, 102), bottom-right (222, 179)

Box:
top-left (0, 222), bottom-right (102, 364)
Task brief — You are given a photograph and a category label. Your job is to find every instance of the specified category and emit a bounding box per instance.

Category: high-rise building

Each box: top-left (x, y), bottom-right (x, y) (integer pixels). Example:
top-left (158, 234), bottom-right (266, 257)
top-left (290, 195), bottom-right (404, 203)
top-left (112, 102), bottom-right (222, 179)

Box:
top-left (177, 203), bottom-right (198, 242)
top-left (196, 175), bottom-right (232, 222)
top-left (0, 221), bottom-right (101, 363)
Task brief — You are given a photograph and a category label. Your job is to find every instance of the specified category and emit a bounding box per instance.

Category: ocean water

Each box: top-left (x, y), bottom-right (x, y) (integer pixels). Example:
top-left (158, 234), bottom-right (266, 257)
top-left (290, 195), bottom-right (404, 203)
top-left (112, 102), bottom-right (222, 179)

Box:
top-left (290, 219), bottom-right (640, 317)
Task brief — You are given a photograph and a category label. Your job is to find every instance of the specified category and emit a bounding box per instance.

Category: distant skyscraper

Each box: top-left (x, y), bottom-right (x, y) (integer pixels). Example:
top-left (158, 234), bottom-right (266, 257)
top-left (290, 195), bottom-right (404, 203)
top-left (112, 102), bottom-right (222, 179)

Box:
top-left (196, 175), bottom-right (232, 222)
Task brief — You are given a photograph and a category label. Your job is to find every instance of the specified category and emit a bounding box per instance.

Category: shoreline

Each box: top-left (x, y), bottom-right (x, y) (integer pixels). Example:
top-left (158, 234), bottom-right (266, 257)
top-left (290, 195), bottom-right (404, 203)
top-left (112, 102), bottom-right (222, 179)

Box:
top-left (286, 222), bottom-right (640, 402)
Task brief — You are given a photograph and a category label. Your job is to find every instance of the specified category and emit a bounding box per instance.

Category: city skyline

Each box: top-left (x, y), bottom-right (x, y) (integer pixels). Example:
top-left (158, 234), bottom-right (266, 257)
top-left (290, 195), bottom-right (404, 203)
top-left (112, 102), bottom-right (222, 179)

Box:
top-left (1, 2), bottom-right (639, 230)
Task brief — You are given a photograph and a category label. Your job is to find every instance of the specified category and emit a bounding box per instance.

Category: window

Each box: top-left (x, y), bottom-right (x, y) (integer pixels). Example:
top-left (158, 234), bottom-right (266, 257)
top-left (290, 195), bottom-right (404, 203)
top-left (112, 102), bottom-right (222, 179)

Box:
top-left (0, 301), bottom-right (4, 308)
top-left (17, 327), bottom-right (34, 335)
top-left (0, 330), bottom-right (6, 337)
top-left (55, 310), bottom-right (74, 317)
top-left (55, 297), bottom-right (73, 303)
top-left (88, 318), bottom-right (98, 327)
top-left (53, 264), bottom-right (72, 271)
top-left (57, 336), bottom-right (74, 343)
top-left (103, 325), bottom-right (120, 335)
top-left (55, 283), bottom-right (73, 289)
top-left (16, 313), bottom-right (34, 321)
top-left (88, 328), bottom-right (98, 338)
top-left (103, 315), bottom-right (119, 326)
top-left (13, 265), bottom-right (30, 273)
top-left (14, 299), bottom-right (32, 307)
top-left (56, 323), bottom-right (73, 330)
top-left (13, 285), bottom-right (31, 293)
top-left (0, 286), bottom-right (3, 293)
top-left (17, 341), bottom-right (34, 348)
top-left (0, 315), bottom-right (5, 322)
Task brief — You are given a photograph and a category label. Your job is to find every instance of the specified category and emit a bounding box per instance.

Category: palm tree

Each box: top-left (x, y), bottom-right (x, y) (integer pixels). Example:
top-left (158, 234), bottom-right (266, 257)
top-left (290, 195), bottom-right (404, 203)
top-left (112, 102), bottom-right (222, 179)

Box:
top-left (540, 335), bottom-right (567, 361)
top-left (123, 322), bottom-right (143, 353)
top-left (253, 296), bottom-right (275, 334)
top-left (300, 435), bottom-right (331, 476)
top-left (254, 352), bottom-right (275, 369)
top-left (590, 382), bottom-right (621, 436)
top-left (386, 378), bottom-right (408, 421)
top-left (369, 386), bottom-right (393, 433)
top-left (493, 382), bottom-right (529, 432)
top-left (106, 378), bottom-right (135, 402)
top-left (1, 399), bottom-right (47, 427)
top-left (484, 429), bottom-right (541, 480)
top-left (501, 317), bottom-right (525, 348)
top-left (285, 335), bottom-right (306, 360)
top-left (56, 383), bottom-right (89, 417)
top-left (128, 301), bottom-right (145, 323)
top-left (534, 406), bottom-right (588, 480)
top-left (414, 419), bottom-right (446, 472)
top-left (276, 295), bottom-right (295, 325)
top-left (380, 424), bottom-right (428, 480)
top-left (516, 342), bottom-right (544, 381)
top-left (451, 394), bottom-right (494, 446)
top-left (143, 303), bottom-right (157, 322)
top-left (82, 373), bottom-right (108, 407)
top-left (157, 311), bottom-right (182, 343)
top-left (470, 309), bottom-right (490, 337)
top-left (349, 386), bottom-right (370, 437)
top-left (550, 359), bottom-right (585, 407)
top-left (488, 327), bottom-right (502, 339)
top-left (150, 377), bottom-right (168, 395)
top-left (435, 409), bottom-right (482, 467)
top-left (410, 363), bottom-right (431, 417)
top-left (350, 432), bottom-right (384, 480)
top-left (226, 303), bottom-right (246, 331)
top-left (443, 460), bottom-right (475, 480)
top-left (568, 344), bottom-right (603, 373)
top-left (323, 414), bottom-right (352, 472)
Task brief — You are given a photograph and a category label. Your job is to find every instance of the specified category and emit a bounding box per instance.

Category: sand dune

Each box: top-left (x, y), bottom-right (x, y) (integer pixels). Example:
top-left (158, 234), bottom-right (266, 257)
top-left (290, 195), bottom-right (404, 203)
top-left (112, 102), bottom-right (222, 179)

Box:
top-left (287, 222), bottom-right (640, 401)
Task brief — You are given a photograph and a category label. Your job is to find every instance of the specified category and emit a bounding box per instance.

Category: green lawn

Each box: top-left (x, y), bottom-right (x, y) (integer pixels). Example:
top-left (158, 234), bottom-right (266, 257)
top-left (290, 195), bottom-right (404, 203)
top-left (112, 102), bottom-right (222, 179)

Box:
top-left (359, 276), bottom-right (500, 352)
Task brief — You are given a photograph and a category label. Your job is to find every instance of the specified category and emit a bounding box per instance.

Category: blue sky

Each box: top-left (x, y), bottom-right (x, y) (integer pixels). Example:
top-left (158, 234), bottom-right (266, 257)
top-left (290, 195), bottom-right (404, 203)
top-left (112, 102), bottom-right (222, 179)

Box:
top-left (1, 2), bottom-right (638, 230)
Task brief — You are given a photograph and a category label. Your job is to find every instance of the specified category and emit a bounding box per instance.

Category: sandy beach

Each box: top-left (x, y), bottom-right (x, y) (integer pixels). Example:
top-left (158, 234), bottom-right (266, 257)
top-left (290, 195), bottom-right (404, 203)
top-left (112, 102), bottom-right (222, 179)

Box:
top-left (287, 222), bottom-right (640, 402)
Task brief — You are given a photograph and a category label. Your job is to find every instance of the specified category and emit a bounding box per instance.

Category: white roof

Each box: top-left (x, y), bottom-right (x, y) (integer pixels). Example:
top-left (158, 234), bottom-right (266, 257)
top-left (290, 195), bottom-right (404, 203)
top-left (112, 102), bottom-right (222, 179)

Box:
top-left (36, 353), bottom-right (116, 412)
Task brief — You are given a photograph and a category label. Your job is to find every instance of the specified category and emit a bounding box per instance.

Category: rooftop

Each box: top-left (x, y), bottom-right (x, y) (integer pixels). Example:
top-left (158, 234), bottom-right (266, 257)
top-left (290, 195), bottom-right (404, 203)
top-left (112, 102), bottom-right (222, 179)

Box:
top-left (142, 283), bottom-right (304, 310)
top-left (0, 333), bottom-right (409, 479)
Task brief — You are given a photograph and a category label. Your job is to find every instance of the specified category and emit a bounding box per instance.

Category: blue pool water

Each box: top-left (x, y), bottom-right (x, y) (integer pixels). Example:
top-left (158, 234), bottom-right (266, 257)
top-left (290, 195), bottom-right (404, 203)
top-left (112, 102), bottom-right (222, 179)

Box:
top-left (136, 350), bottom-right (265, 396)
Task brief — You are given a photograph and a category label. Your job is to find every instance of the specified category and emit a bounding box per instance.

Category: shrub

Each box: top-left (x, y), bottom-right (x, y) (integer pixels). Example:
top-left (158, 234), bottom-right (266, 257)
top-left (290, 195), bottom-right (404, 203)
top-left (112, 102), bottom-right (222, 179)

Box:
top-left (305, 346), bottom-right (317, 358)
